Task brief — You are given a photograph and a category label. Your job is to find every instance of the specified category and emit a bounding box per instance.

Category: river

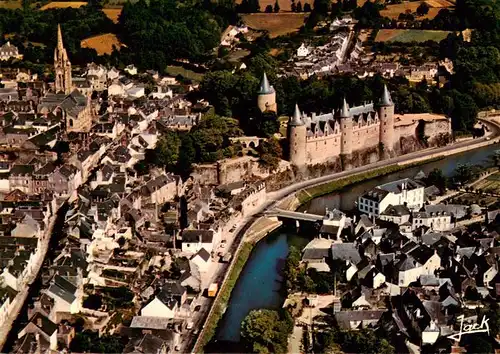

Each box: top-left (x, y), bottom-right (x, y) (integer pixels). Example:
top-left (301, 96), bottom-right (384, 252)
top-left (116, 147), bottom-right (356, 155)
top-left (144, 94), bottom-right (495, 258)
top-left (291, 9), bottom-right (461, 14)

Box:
top-left (207, 144), bottom-right (499, 352)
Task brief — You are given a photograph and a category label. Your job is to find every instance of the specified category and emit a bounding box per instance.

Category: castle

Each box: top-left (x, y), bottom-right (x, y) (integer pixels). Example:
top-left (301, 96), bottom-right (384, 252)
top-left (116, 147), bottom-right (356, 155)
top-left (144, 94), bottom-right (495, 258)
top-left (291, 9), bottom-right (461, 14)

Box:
top-left (256, 73), bottom-right (452, 167)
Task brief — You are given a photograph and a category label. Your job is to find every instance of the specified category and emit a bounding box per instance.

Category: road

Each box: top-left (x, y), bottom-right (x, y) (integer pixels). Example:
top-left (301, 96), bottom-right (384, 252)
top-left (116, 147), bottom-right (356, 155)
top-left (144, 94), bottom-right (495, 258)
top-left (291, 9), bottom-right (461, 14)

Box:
top-left (190, 116), bottom-right (500, 353)
top-left (0, 209), bottom-right (59, 351)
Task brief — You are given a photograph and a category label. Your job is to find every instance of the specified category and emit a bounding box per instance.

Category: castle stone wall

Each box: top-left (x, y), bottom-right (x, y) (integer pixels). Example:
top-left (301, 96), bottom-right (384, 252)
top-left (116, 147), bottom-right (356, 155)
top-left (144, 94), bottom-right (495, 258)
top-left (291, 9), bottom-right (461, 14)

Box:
top-left (305, 133), bottom-right (342, 164)
top-left (352, 123), bottom-right (380, 151)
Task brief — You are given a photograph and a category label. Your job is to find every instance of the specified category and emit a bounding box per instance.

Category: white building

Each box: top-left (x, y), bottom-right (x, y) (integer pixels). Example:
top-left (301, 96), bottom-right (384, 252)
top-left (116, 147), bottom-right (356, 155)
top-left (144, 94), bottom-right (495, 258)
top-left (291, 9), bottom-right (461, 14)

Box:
top-left (358, 178), bottom-right (424, 217)
top-left (297, 43), bottom-right (310, 57)
top-left (412, 210), bottom-right (452, 231)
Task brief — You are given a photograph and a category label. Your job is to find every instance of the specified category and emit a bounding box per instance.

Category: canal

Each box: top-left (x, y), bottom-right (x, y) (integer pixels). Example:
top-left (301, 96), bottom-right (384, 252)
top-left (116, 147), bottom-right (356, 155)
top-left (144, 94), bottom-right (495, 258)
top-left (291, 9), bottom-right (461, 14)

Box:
top-left (207, 143), bottom-right (499, 352)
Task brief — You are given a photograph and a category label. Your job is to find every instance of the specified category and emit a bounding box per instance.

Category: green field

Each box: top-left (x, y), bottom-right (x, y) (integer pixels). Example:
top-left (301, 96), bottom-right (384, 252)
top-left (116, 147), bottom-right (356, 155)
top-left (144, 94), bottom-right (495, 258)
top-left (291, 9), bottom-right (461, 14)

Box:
top-left (0, 0), bottom-right (21, 8)
top-left (165, 65), bottom-right (204, 82)
top-left (376, 29), bottom-right (452, 43)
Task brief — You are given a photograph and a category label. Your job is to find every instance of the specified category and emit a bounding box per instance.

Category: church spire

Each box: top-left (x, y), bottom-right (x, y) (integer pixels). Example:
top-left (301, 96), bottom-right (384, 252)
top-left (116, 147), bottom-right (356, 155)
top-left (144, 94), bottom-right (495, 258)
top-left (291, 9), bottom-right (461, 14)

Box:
top-left (54, 24), bottom-right (72, 94)
top-left (57, 23), bottom-right (64, 50)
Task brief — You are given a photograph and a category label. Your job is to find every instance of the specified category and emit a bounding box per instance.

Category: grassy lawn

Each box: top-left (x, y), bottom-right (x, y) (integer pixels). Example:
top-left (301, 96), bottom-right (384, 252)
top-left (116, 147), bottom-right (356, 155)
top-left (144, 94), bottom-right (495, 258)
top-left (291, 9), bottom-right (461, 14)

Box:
top-left (165, 65), bottom-right (204, 82)
top-left (375, 29), bottom-right (451, 43)
top-left (242, 13), bottom-right (308, 38)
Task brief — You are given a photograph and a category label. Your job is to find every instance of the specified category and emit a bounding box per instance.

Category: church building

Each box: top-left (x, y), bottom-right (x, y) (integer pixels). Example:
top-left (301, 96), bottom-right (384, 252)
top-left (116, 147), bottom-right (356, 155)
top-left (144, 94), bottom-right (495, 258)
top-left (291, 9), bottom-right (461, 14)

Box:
top-left (40, 25), bottom-right (93, 134)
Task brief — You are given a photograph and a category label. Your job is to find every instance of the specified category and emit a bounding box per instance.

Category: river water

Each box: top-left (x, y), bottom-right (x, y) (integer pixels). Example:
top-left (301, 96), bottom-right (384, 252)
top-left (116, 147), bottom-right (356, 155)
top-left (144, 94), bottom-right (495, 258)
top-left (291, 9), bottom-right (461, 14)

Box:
top-left (208, 144), bottom-right (499, 351)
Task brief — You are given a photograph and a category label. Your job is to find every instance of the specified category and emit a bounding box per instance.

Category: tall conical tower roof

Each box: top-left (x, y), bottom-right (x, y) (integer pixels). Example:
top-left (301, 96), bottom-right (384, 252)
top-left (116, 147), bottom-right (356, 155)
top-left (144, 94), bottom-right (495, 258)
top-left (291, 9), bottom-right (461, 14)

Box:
top-left (339, 98), bottom-right (351, 118)
top-left (57, 24), bottom-right (64, 50)
top-left (258, 72), bottom-right (274, 94)
top-left (289, 104), bottom-right (304, 126)
top-left (380, 84), bottom-right (393, 106)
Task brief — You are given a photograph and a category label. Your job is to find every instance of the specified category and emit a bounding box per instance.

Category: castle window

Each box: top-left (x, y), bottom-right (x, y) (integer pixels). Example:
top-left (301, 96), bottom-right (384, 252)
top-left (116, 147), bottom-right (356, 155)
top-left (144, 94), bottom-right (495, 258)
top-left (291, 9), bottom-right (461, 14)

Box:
top-left (295, 133), bottom-right (297, 137)
top-left (385, 114), bottom-right (387, 117)
top-left (324, 141), bottom-right (327, 145)
top-left (384, 122), bottom-right (387, 126)
top-left (344, 125), bottom-right (346, 128)
top-left (69, 119), bottom-right (74, 127)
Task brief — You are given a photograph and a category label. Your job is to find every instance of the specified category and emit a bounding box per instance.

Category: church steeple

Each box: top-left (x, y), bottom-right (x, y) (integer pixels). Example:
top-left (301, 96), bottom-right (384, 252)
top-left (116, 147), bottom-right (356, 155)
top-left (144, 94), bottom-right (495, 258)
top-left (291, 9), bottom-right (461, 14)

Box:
top-left (54, 24), bottom-right (72, 95)
top-left (57, 24), bottom-right (64, 50)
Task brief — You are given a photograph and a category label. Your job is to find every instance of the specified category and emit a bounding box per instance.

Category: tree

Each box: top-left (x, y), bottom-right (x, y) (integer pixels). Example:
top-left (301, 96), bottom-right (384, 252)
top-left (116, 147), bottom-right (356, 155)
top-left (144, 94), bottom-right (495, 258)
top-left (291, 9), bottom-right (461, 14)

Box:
top-left (274, 0), bottom-right (280, 12)
top-left (291, 1), bottom-right (297, 11)
top-left (256, 111), bottom-right (280, 137)
top-left (265, 4), bottom-right (273, 12)
top-left (153, 131), bottom-right (181, 170)
top-left (304, 2), bottom-right (311, 11)
top-left (416, 2), bottom-right (430, 16)
top-left (241, 309), bottom-right (292, 354)
top-left (296, 0), bottom-right (302, 11)
top-left (453, 163), bottom-right (476, 184)
top-left (258, 137), bottom-right (282, 171)
top-left (426, 168), bottom-right (448, 191)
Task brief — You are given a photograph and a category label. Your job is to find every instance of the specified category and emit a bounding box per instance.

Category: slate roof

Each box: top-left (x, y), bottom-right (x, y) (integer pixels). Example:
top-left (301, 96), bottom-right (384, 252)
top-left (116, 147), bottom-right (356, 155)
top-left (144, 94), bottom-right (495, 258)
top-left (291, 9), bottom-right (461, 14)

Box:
top-left (182, 229), bottom-right (213, 243)
top-left (396, 255), bottom-right (421, 271)
top-left (381, 204), bottom-right (410, 217)
top-left (302, 248), bottom-right (329, 261)
top-left (331, 243), bottom-right (361, 264)
top-left (10, 164), bottom-right (34, 176)
top-left (335, 310), bottom-right (385, 329)
top-left (409, 245), bottom-right (435, 265)
top-left (29, 312), bottom-right (57, 337)
top-left (194, 248), bottom-right (210, 262)
top-left (46, 275), bottom-right (77, 304)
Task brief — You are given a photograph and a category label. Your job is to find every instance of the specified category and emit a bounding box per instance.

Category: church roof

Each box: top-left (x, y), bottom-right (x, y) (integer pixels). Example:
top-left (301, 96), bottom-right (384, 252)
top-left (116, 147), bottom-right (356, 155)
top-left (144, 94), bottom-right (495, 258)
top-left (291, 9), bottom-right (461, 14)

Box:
top-left (380, 84), bottom-right (393, 106)
top-left (289, 104), bottom-right (304, 126)
top-left (258, 72), bottom-right (274, 94)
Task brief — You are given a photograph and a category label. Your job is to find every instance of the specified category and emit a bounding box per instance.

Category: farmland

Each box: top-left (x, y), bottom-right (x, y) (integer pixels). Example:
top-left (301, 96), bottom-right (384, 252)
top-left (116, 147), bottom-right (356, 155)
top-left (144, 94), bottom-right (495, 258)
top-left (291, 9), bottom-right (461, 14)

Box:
top-left (242, 13), bottom-right (308, 38)
top-left (102, 8), bottom-right (122, 24)
top-left (80, 33), bottom-right (122, 55)
top-left (474, 172), bottom-right (500, 194)
top-left (375, 29), bottom-right (451, 43)
top-left (0, 0), bottom-right (20, 8)
top-left (380, 0), bottom-right (455, 20)
top-left (40, 1), bottom-right (87, 9)
top-left (235, 0), bottom-right (312, 12)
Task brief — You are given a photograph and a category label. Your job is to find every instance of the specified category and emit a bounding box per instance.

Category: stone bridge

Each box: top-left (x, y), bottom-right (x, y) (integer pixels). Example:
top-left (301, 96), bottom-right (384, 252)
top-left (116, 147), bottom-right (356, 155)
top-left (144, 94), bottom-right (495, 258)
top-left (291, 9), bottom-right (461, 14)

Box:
top-left (263, 208), bottom-right (324, 222)
top-left (229, 136), bottom-right (263, 149)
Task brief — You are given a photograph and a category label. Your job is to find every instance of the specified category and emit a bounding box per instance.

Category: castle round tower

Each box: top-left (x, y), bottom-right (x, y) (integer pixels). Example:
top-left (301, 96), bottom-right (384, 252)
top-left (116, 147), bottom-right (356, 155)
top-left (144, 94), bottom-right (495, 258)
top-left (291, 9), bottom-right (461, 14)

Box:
top-left (378, 85), bottom-right (395, 153)
top-left (257, 72), bottom-right (277, 113)
top-left (288, 104), bottom-right (307, 166)
top-left (339, 98), bottom-right (353, 156)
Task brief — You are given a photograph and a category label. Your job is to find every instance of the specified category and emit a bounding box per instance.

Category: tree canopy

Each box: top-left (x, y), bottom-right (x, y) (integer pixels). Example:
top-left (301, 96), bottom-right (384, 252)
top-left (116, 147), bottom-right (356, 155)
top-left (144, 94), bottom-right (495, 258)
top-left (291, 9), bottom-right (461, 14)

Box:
top-left (241, 309), bottom-right (293, 354)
